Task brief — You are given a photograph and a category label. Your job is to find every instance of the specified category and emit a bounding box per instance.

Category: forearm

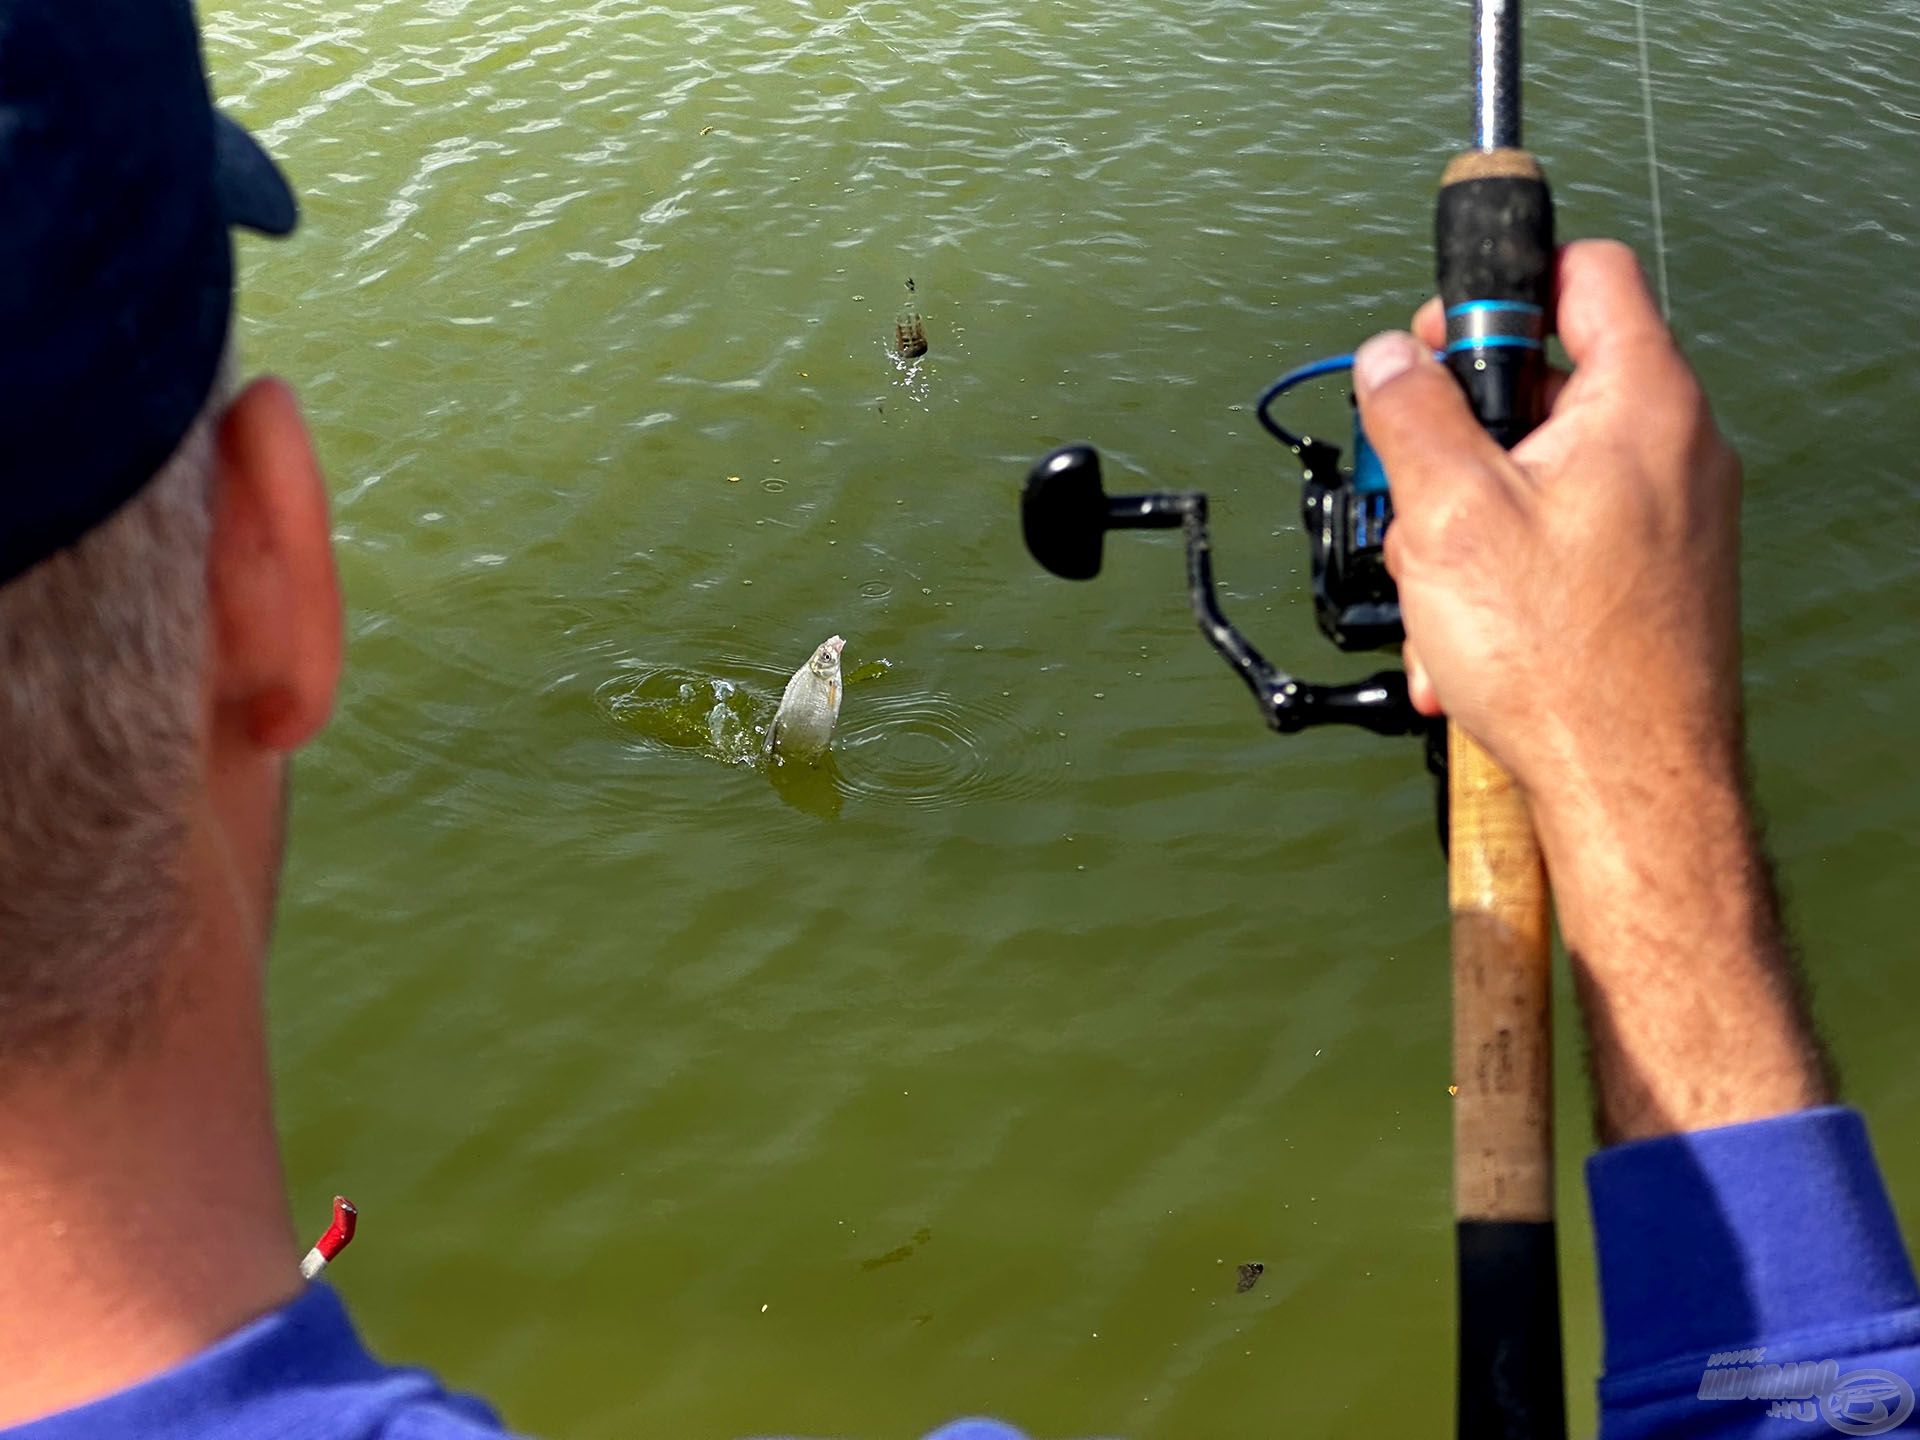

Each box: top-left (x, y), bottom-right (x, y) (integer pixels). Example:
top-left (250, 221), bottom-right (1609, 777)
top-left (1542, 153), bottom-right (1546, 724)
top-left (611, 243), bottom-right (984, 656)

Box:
top-left (1542, 753), bottom-right (1920, 1433)
top-left (1533, 759), bottom-right (1834, 1145)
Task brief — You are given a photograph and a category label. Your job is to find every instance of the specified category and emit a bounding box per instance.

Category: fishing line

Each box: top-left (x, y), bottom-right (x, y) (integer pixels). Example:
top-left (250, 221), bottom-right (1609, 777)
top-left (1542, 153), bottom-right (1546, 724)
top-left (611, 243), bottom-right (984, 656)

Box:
top-left (858, 3), bottom-right (931, 366)
top-left (1631, 0), bottom-right (1672, 318)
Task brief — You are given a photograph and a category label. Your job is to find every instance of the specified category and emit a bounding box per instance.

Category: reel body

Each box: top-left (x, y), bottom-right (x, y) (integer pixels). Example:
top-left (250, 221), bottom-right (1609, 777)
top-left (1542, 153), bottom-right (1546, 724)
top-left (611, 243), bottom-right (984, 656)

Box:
top-left (1261, 356), bottom-right (1403, 653)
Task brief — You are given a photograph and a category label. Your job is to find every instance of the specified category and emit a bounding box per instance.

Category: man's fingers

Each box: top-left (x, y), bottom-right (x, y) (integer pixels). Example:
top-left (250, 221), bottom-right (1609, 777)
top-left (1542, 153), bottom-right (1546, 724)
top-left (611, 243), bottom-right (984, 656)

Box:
top-left (1412, 296), bottom-right (1444, 350)
top-left (1352, 331), bottom-right (1512, 514)
top-left (1401, 640), bottom-right (1443, 717)
top-left (1553, 239), bottom-right (1677, 372)
top-left (1543, 364), bottom-right (1571, 415)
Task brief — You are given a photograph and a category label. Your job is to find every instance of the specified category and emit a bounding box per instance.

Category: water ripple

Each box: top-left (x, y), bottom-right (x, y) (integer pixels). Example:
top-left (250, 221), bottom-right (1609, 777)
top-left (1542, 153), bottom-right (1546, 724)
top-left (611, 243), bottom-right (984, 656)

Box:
top-left (834, 689), bottom-right (1067, 810)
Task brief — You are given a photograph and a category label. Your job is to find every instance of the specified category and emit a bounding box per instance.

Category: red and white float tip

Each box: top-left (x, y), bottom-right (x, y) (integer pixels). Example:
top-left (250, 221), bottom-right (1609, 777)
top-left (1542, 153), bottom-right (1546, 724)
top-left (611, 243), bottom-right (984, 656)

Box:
top-left (299, 1196), bottom-right (358, 1281)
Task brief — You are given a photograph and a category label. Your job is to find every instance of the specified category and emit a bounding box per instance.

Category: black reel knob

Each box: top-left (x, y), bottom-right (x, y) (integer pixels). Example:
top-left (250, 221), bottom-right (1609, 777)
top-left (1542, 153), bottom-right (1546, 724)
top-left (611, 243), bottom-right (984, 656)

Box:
top-left (1022, 445), bottom-right (1188, 581)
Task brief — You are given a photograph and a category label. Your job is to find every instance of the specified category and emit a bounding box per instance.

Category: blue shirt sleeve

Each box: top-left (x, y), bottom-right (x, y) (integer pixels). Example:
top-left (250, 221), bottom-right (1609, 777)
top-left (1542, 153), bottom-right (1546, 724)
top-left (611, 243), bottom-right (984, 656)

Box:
top-left (1587, 1105), bottom-right (1920, 1436)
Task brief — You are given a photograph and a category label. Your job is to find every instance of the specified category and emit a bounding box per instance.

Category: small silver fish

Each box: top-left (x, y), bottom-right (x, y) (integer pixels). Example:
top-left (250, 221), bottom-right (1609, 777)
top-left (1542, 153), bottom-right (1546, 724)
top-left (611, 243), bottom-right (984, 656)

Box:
top-left (766, 635), bottom-right (845, 764)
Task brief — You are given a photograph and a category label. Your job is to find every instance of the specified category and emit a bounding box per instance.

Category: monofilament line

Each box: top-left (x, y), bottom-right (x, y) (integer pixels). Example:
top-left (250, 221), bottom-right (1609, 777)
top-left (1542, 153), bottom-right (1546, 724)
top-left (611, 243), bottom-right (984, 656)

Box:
top-left (1632, 0), bottom-right (1672, 318)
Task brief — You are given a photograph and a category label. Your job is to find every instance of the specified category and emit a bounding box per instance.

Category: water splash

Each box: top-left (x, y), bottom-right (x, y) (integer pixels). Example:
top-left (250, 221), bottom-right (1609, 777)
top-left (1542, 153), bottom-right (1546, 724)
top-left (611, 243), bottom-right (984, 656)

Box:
top-left (887, 341), bottom-right (932, 407)
top-left (597, 665), bottom-right (775, 767)
top-left (597, 656), bottom-right (894, 772)
top-left (597, 658), bottom-right (1059, 811)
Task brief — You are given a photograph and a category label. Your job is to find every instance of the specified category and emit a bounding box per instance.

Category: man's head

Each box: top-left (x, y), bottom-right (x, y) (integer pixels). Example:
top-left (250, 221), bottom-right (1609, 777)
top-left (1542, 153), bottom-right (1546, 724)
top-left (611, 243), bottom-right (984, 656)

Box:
top-left (0, 0), bottom-right (338, 1063)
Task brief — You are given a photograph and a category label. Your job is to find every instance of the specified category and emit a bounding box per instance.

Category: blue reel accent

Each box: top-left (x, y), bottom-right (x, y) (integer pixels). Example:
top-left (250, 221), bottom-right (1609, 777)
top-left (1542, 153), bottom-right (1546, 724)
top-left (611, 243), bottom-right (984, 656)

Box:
top-left (1444, 300), bottom-right (1542, 318)
top-left (1443, 299), bottom-right (1546, 355)
top-left (1350, 419), bottom-right (1389, 497)
top-left (1445, 333), bottom-right (1543, 353)
top-left (1262, 353), bottom-right (1356, 392)
top-left (1255, 353), bottom-right (1388, 494)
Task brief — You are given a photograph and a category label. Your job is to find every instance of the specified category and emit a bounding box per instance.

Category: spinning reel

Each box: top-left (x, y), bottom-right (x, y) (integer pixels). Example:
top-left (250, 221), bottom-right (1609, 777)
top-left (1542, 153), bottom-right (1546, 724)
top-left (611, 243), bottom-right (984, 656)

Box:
top-left (1022, 356), bottom-right (1442, 773)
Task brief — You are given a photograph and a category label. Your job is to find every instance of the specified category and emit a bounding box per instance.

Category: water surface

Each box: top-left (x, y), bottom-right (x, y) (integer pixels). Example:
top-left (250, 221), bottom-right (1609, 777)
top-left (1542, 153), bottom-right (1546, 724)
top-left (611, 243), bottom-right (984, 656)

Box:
top-left (207, 0), bottom-right (1920, 1433)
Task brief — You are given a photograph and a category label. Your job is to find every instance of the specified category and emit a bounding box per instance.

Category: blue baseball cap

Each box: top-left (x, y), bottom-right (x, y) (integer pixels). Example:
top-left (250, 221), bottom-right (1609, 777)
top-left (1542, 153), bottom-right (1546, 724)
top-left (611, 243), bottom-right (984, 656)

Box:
top-left (0, 0), bottom-right (297, 587)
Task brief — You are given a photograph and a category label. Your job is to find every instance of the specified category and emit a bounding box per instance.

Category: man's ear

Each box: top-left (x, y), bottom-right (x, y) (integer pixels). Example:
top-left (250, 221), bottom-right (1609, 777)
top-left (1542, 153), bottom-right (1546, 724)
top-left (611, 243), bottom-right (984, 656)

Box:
top-left (207, 377), bottom-right (342, 753)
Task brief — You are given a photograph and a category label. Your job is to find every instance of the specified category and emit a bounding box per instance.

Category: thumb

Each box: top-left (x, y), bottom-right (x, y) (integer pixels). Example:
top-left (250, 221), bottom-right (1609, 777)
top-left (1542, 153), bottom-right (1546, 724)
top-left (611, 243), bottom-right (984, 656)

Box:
top-left (1352, 331), bottom-right (1512, 514)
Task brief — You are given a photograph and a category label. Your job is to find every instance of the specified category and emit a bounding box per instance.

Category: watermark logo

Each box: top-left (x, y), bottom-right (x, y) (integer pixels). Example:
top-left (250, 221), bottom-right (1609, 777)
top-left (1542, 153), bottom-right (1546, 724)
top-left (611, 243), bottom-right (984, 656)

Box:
top-left (1698, 1350), bottom-right (1915, 1435)
top-left (1825, 1371), bottom-right (1917, 1436)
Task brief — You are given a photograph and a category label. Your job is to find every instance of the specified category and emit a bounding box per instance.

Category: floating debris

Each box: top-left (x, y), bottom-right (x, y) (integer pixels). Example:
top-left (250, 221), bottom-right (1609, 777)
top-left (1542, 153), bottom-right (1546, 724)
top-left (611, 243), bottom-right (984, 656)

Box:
top-left (861, 1226), bottom-right (934, 1271)
top-left (1235, 1261), bottom-right (1264, 1293)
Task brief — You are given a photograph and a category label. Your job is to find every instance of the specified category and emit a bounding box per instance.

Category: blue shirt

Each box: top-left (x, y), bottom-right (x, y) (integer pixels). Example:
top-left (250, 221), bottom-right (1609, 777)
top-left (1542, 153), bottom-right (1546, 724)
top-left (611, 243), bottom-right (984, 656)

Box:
top-left (5, 1106), bottom-right (1915, 1438)
top-left (1589, 1106), bottom-right (1920, 1436)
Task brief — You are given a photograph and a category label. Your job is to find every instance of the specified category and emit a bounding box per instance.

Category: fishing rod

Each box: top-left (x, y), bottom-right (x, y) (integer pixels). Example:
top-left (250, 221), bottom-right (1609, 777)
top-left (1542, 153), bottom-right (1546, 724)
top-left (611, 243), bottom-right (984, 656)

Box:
top-left (1017, 0), bottom-right (1564, 1433)
top-left (1440, 0), bottom-right (1564, 1431)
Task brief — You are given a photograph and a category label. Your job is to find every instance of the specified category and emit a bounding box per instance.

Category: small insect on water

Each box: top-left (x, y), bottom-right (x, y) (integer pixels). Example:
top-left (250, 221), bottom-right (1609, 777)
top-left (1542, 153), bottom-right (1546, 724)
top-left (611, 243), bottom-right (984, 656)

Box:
top-left (1235, 1261), bottom-right (1264, 1293)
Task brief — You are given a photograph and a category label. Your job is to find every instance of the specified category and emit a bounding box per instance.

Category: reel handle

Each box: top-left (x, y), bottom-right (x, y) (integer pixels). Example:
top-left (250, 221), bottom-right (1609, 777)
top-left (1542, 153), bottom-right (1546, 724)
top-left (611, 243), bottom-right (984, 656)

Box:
top-left (1021, 445), bottom-right (1424, 739)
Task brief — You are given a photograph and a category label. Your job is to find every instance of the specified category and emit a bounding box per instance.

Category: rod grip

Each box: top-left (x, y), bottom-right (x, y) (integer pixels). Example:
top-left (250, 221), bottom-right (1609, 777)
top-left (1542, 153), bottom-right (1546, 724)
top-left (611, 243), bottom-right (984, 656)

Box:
top-left (1436, 149), bottom-right (1555, 449)
top-left (1449, 729), bottom-right (1552, 1224)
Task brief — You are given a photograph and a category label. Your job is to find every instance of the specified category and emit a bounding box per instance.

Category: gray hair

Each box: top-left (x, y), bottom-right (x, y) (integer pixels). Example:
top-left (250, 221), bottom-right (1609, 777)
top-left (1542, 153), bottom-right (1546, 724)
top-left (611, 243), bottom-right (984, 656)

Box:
top-left (0, 380), bottom-right (227, 1061)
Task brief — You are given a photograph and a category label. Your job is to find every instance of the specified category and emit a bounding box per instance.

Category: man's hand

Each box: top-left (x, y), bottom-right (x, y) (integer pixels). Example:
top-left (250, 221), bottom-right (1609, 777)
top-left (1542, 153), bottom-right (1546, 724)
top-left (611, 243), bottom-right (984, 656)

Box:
top-left (1355, 239), bottom-right (1833, 1143)
top-left (1355, 240), bottom-right (1743, 832)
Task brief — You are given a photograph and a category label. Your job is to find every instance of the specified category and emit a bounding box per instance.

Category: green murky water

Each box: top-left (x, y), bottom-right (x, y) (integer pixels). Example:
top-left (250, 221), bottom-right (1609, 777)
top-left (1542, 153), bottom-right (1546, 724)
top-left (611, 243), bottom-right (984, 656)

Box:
top-left (206, 0), bottom-right (1920, 1433)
